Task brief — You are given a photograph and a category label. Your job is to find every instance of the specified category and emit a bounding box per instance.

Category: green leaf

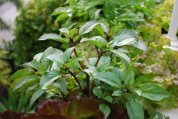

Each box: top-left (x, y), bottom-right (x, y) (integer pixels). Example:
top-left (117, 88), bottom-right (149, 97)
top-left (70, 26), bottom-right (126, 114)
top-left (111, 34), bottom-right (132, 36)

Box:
top-left (97, 56), bottom-right (111, 70)
top-left (117, 13), bottom-right (144, 22)
top-left (40, 70), bottom-right (60, 87)
top-left (42, 75), bottom-right (61, 90)
top-left (56, 13), bottom-right (69, 21)
top-left (46, 47), bottom-right (74, 67)
top-left (99, 104), bottom-right (111, 119)
top-left (59, 28), bottom-right (69, 37)
top-left (112, 89), bottom-right (122, 96)
top-left (103, 0), bottom-right (116, 20)
top-left (132, 41), bottom-right (147, 51)
top-left (79, 21), bottom-right (99, 35)
top-left (137, 83), bottom-right (170, 101)
top-left (79, 21), bottom-right (109, 35)
top-left (0, 101), bottom-right (7, 112)
top-left (124, 71), bottom-right (134, 87)
top-left (33, 52), bottom-right (43, 61)
top-left (54, 79), bottom-right (68, 95)
top-left (84, 0), bottom-right (104, 10)
top-left (126, 101), bottom-right (144, 119)
top-left (10, 69), bottom-right (32, 81)
top-left (30, 90), bottom-right (45, 107)
top-left (94, 70), bottom-right (122, 87)
top-left (63, 47), bottom-right (75, 62)
top-left (13, 75), bottom-right (39, 91)
top-left (52, 7), bottom-right (72, 16)
top-left (93, 87), bottom-right (102, 97)
top-left (88, 56), bottom-right (110, 71)
top-left (80, 36), bottom-right (108, 49)
top-left (38, 33), bottom-right (67, 43)
top-left (95, 9), bottom-right (102, 19)
top-left (109, 30), bottom-right (137, 47)
top-left (46, 49), bottom-right (64, 65)
top-left (110, 49), bottom-right (130, 67)
top-left (29, 60), bottom-right (48, 72)
top-left (103, 96), bottom-right (113, 103)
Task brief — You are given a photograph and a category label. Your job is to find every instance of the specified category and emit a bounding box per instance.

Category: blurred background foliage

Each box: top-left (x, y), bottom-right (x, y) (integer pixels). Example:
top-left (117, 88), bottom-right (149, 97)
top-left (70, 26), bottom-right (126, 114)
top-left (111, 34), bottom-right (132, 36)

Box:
top-left (0, 19), bottom-right (9, 30)
top-left (151, 0), bottom-right (175, 33)
top-left (12, 0), bottom-right (65, 66)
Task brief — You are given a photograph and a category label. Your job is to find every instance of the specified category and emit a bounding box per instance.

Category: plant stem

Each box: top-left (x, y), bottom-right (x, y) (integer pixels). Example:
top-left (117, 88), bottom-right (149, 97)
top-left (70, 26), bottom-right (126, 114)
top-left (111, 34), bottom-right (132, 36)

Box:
top-left (95, 48), bottom-right (103, 67)
top-left (86, 74), bottom-right (90, 96)
top-left (68, 69), bottom-right (83, 91)
top-left (105, 33), bottom-right (110, 42)
top-left (70, 37), bottom-right (91, 96)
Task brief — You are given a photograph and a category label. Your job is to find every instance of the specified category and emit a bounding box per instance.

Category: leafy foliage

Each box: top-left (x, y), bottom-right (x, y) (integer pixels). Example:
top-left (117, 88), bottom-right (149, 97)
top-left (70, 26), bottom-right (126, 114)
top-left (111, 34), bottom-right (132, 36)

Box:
top-left (10, 18), bottom-right (170, 118)
top-left (4, 0), bottom-right (176, 118)
top-left (12, 0), bottom-right (65, 65)
top-left (151, 0), bottom-right (175, 32)
top-left (0, 89), bottom-right (32, 113)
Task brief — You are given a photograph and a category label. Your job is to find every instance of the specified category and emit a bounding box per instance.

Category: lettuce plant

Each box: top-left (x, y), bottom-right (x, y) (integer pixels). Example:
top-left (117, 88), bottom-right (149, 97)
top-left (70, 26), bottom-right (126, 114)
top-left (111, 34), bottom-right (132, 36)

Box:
top-left (7, 20), bottom-right (170, 119)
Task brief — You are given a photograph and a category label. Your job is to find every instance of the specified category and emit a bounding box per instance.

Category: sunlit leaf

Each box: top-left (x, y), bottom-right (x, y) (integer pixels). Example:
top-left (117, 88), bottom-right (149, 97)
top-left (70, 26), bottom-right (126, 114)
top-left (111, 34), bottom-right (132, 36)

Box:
top-left (126, 101), bottom-right (144, 119)
top-left (38, 33), bottom-right (67, 43)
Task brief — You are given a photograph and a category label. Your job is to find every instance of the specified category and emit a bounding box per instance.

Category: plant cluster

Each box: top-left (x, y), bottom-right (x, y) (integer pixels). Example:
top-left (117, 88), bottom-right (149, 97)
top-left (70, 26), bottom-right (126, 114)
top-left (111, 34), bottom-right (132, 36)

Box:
top-left (151, 0), bottom-right (175, 33)
top-left (0, 0), bottom-right (177, 119)
top-left (134, 0), bottom-right (178, 108)
top-left (0, 41), bottom-right (12, 87)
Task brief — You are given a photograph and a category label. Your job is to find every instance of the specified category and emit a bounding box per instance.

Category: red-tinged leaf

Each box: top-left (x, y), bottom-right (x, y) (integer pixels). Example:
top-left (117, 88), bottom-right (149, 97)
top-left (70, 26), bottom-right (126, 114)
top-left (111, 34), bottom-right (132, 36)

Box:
top-left (36, 98), bottom-right (103, 119)
top-left (109, 105), bottom-right (128, 119)
top-left (21, 114), bottom-right (73, 119)
top-left (36, 99), bottom-right (69, 116)
top-left (0, 98), bottom-right (105, 119)
top-left (0, 110), bottom-right (23, 119)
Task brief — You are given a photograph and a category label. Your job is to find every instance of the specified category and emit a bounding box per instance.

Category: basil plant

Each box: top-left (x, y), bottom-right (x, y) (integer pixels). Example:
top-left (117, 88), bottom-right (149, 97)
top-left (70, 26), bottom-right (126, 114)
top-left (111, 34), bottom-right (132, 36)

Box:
top-left (11, 20), bottom-right (169, 119)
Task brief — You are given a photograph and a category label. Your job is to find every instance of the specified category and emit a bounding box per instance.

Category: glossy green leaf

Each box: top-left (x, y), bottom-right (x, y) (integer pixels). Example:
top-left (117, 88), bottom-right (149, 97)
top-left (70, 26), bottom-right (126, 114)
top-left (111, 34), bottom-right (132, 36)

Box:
top-left (132, 41), bottom-right (147, 51)
top-left (38, 33), bottom-right (67, 43)
top-left (10, 69), bottom-right (32, 81)
top-left (80, 36), bottom-right (108, 49)
top-left (79, 21), bottom-right (109, 35)
top-left (30, 90), bottom-right (45, 107)
top-left (126, 101), bottom-right (144, 119)
top-left (84, 0), bottom-right (104, 10)
top-left (40, 71), bottom-right (60, 87)
top-left (124, 71), bottom-right (134, 87)
top-left (13, 75), bottom-right (39, 91)
top-left (109, 30), bottom-right (137, 47)
top-left (110, 49), bottom-right (130, 67)
top-left (112, 90), bottom-right (122, 97)
top-left (46, 50), bottom-right (64, 65)
top-left (63, 47), bottom-right (75, 62)
top-left (94, 70), bottom-right (122, 87)
top-left (59, 28), bottom-right (69, 37)
top-left (52, 7), bottom-right (72, 16)
top-left (103, 96), bottom-right (113, 103)
top-left (138, 83), bottom-right (170, 101)
top-left (29, 60), bottom-right (48, 72)
top-left (54, 79), bottom-right (68, 95)
top-left (117, 13), bottom-right (144, 22)
top-left (79, 21), bottom-right (99, 35)
top-left (93, 87), bottom-right (102, 97)
top-left (99, 104), bottom-right (111, 119)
